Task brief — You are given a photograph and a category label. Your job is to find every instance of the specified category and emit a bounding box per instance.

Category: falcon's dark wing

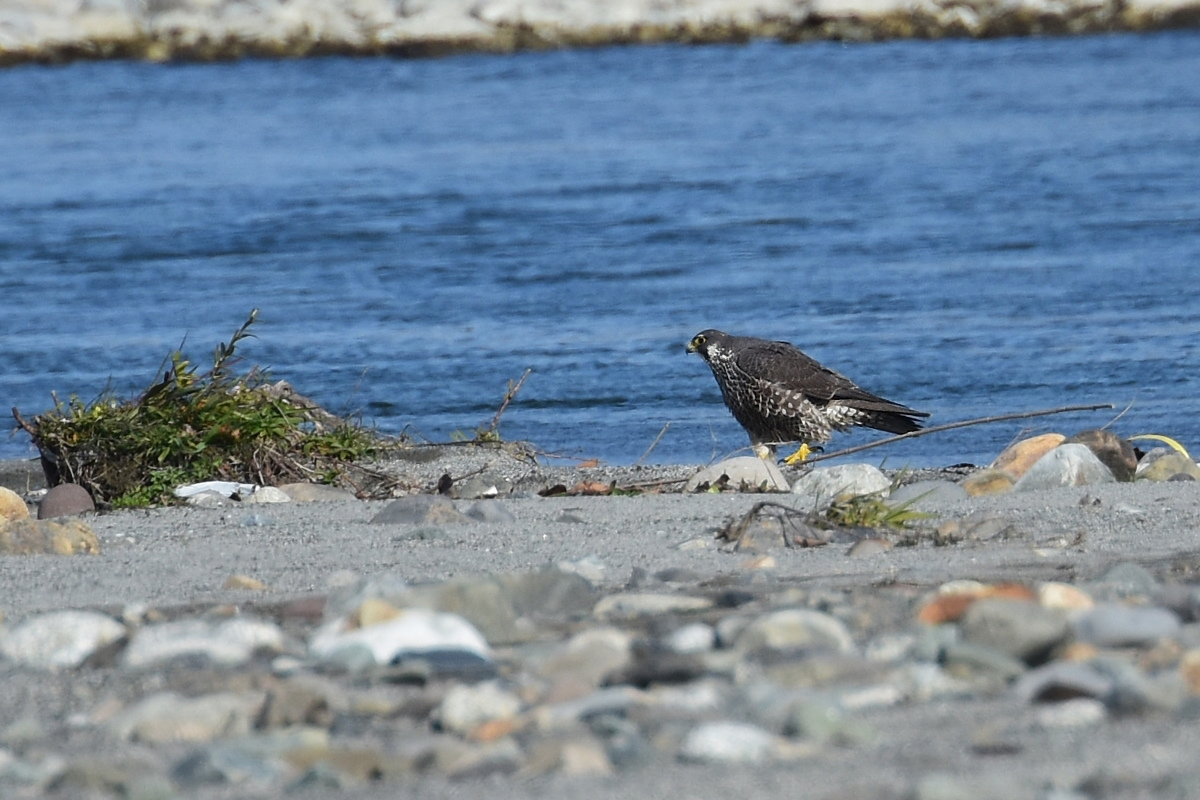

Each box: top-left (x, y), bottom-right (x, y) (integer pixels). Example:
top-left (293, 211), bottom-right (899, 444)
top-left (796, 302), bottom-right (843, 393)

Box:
top-left (736, 339), bottom-right (928, 434)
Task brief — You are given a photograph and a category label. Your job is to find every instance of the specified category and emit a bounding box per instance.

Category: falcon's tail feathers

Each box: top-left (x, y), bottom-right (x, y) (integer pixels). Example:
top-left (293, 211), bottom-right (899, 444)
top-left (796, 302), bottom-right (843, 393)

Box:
top-left (842, 400), bottom-right (930, 435)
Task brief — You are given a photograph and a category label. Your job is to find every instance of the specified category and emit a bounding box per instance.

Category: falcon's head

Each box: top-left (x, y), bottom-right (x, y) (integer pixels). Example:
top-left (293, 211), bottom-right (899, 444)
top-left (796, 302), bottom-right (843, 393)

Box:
top-left (686, 329), bottom-right (729, 362)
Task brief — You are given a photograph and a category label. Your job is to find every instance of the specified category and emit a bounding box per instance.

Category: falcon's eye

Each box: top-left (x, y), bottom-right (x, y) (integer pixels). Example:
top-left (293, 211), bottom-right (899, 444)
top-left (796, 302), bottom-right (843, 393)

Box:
top-left (693, 335), bottom-right (706, 347)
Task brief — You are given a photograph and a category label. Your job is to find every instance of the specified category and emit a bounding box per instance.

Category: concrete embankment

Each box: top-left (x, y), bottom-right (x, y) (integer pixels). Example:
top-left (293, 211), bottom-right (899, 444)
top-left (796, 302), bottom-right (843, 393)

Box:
top-left (1, 0), bottom-right (1198, 66)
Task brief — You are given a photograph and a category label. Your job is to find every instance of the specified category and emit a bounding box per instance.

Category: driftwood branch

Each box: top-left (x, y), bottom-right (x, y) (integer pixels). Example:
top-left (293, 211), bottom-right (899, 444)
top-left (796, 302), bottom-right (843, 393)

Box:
top-left (802, 402), bottom-right (1116, 466)
top-left (11, 407), bottom-right (36, 437)
top-left (485, 368), bottom-right (532, 437)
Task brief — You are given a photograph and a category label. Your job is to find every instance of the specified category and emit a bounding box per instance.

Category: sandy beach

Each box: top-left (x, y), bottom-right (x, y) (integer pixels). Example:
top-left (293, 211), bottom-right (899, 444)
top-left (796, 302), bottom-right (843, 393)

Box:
top-left (3, 449), bottom-right (1200, 799)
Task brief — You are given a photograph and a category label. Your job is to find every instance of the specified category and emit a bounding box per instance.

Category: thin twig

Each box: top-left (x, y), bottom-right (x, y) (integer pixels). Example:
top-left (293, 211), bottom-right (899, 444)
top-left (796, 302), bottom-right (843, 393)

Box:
top-left (1101, 397), bottom-right (1135, 430)
top-left (485, 368), bottom-right (532, 437)
top-left (633, 422), bottom-right (671, 467)
top-left (801, 402), bottom-right (1116, 466)
top-left (617, 476), bottom-right (689, 490)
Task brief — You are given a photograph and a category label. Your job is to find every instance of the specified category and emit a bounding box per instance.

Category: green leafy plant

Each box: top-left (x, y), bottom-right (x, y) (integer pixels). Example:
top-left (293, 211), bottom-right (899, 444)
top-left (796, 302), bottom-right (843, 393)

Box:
top-left (823, 491), bottom-right (929, 529)
top-left (14, 310), bottom-right (383, 507)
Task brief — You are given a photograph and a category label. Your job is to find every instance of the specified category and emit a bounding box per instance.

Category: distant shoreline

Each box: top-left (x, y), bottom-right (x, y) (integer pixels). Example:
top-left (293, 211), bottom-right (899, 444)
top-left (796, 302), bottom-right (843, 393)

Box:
top-left (2, 0), bottom-right (1198, 67)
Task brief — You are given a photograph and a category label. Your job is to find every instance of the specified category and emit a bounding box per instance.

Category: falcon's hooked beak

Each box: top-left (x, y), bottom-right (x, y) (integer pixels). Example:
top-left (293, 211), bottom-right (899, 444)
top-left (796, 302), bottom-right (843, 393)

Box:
top-left (686, 333), bottom-right (706, 355)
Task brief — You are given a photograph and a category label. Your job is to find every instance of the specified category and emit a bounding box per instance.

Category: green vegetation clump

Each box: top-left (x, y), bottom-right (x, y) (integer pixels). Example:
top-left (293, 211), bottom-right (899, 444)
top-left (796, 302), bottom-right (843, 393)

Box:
top-left (15, 310), bottom-right (384, 508)
top-left (823, 491), bottom-right (930, 530)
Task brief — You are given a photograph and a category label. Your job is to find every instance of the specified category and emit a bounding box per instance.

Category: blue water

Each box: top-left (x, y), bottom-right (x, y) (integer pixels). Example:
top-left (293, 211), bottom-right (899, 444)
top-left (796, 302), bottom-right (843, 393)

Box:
top-left (2, 34), bottom-right (1199, 467)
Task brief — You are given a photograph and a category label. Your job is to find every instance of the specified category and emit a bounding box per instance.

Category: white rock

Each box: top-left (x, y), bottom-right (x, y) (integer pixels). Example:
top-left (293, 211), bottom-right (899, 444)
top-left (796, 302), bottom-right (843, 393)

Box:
top-left (308, 608), bottom-right (492, 666)
top-left (665, 622), bottom-right (716, 654)
top-left (679, 721), bottom-right (776, 764)
top-left (593, 592), bottom-right (714, 619)
top-left (810, 0), bottom-right (909, 16)
top-left (174, 481), bottom-right (256, 499)
top-left (556, 554), bottom-right (607, 583)
top-left (122, 617), bottom-right (285, 669)
top-left (790, 463), bottom-right (890, 508)
top-left (243, 486), bottom-right (291, 504)
top-left (437, 680), bottom-right (522, 734)
top-left (0, 611), bottom-right (125, 670)
top-left (735, 608), bottom-right (856, 655)
top-left (109, 691), bottom-right (263, 743)
top-left (1035, 697), bottom-right (1107, 729)
top-left (1013, 444), bottom-right (1116, 491)
top-left (684, 457), bottom-right (789, 492)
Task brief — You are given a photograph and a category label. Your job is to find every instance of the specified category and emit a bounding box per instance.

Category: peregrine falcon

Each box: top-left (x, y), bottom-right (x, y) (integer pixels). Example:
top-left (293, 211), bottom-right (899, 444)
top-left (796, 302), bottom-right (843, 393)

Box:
top-left (687, 329), bottom-right (929, 463)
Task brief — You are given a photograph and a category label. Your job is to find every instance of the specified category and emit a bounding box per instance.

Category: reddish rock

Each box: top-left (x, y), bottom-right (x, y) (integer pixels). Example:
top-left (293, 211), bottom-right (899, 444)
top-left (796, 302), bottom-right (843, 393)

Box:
top-left (991, 434), bottom-right (1065, 479)
top-left (917, 582), bottom-right (1037, 625)
top-left (959, 468), bottom-right (1015, 497)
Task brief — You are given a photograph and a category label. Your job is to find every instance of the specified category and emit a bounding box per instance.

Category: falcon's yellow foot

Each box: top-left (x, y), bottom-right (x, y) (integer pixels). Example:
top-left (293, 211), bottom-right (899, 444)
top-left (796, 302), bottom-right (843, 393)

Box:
top-left (752, 443), bottom-right (774, 460)
top-left (783, 443), bottom-right (811, 465)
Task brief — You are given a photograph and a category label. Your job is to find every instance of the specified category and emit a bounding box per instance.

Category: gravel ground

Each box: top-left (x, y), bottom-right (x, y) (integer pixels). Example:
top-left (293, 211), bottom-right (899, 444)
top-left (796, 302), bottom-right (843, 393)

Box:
top-left (3, 449), bottom-right (1200, 800)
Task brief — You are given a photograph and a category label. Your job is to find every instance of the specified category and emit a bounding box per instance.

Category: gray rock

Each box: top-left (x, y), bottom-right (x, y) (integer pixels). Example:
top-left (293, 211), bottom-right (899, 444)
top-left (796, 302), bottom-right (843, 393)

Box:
top-left (437, 681), bottom-right (522, 734)
top-left (110, 691), bottom-right (263, 743)
top-left (941, 641), bottom-right (1027, 682)
top-left (911, 622), bottom-right (962, 663)
top-left (456, 474), bottom-right (513, 499)
top-left (1072, 603), bottom-right (1181, 647)
top-left (522, 734), bottom-right (614, 777)
top-left (535, 627), bottom-right (633, 689)
top-left (409, 576), bottom-right (521, 643)
top-left (679, 721), bottom-right (776, 764)
top-left (325, 572), bottom-right (410, 619)
top-left (727, 511), bottom-right (790, 552)
top-left (277, 482), bottom-right (358, 502)
top-left (122, 617), bottom-right (285, 669)
top-left (286, 762), bottom-right (357, 791)
top-left (369, 495), bottom-right (470, 525)
top-left (435, 736), bottom-right (523, 779)
top-left (784, 700), bottom-right (874, 745)
top-left (45, 756), bottom-right (165, 797)
top-left (886, 480), bottom-right (968, 509)
top-left (1093, 561), bottom-right (1160, 597)
top-left (790, 463), bottom-right (891, 509)
top-left (1014, 660), bottom-right (1114, 704)
top-left (1090, 656), bottom-right (1188, 713)
top-left (735, 608), bottom-right (856, 656)
top-left (685, 457), bottom-right (789, 493)
top-left (257, 677), bottom-right (346, 729)
top-left (0, 610), bottom-right (125, 670)
top-left (846, 538), bottom-right (892, 557)
top-left (499, 567), bottom-right (597, 619)
top-left (464, 499), bottom-right (516, 522)
top-left (1013, 444), bottom-right (1116, 491)
top-left (1135, 448), bottom-right (1200, 482)
top-left (36, 483), bottom-right (94, 519)
top-left (914, 773), bottom-right (976, 800)
top-left (960, 598), bottom-right (1069, 663)
top-left (173, 742), bottom-right (290, 787)
top-left (533, 686), bottom-right (647, 730)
